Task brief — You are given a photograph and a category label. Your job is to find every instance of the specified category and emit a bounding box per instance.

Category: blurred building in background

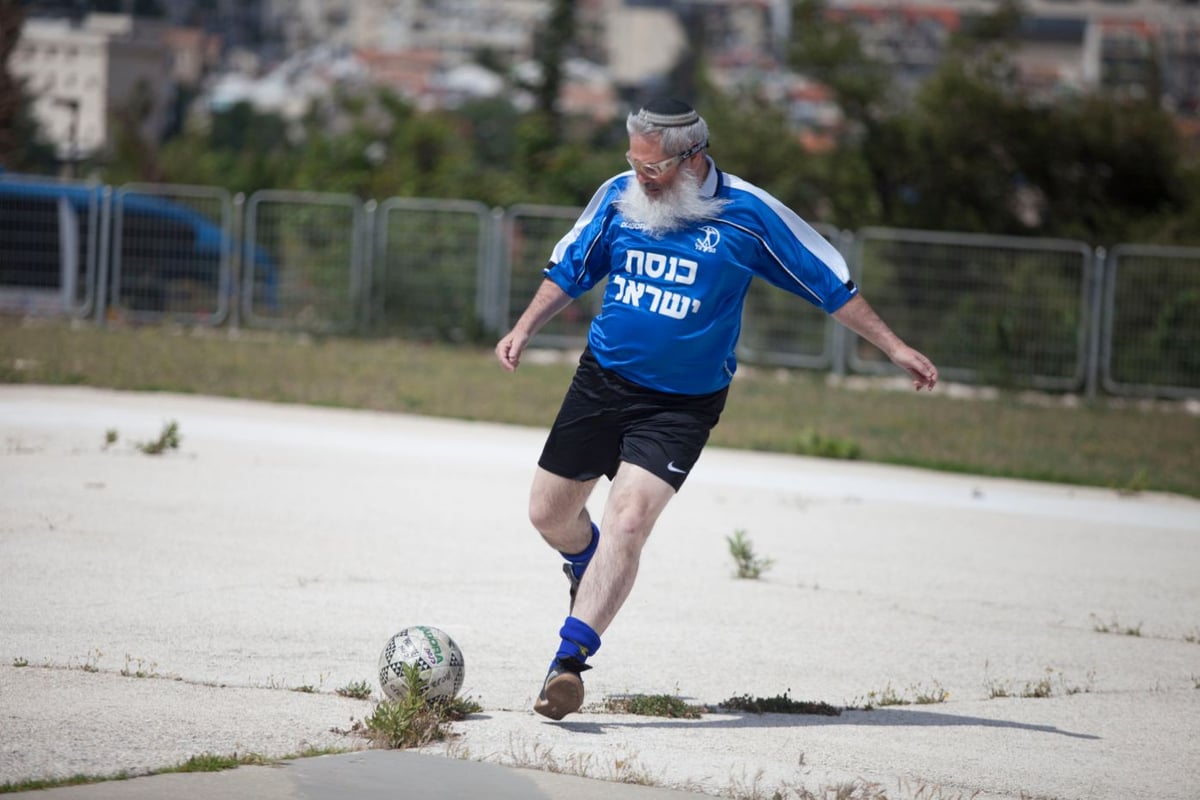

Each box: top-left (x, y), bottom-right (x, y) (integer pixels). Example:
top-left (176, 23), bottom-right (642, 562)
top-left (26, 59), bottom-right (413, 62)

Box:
top-left (8, 0), bottom-right (1199, 163)
top-left (7, 12), bottom-right (175, 165)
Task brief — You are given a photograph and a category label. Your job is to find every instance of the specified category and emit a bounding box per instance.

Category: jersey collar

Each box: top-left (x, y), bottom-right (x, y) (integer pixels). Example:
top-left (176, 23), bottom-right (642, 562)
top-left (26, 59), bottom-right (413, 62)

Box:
top-left (700, 155), bottom-right (719, 198)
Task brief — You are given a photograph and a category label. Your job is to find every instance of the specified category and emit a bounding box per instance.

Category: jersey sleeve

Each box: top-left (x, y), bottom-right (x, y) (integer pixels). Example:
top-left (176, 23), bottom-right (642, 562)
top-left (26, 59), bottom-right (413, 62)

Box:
top-left (727, 176), bottom-right (858, 313)
top-left (543, 175), bottom-right (627, 299)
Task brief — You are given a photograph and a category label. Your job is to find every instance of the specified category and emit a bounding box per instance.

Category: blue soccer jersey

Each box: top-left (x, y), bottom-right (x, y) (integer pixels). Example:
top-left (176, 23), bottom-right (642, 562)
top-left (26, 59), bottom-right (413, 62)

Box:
top-left (543, 158), bottom-right (857, 395)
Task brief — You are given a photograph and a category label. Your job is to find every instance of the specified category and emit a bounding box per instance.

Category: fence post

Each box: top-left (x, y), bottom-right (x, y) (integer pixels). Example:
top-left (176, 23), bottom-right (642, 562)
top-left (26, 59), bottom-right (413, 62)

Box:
top-left (93, 186), bottom-right (111, 327)
top-left (362, 198), bottom-right (377, 333)
top-left (230, 192), bottom-right (245, 331)
top-left (482, 206), bottom-right (506, 335)
top-left (1084, 246), bottom-right (1106, 401)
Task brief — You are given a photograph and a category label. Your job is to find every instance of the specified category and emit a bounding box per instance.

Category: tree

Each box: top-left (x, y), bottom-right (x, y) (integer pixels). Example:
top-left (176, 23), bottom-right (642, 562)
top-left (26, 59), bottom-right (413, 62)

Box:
top-left (785, 0), bottom-right (911, 226)
top-left (896, 52), bottom-right (1033, 234)
top-left (784, 0), bottom-right (1198, 242)
top-left (530, 0), bottom-right (575, 138)
top-left (0, 0), bottom-right (55, 171)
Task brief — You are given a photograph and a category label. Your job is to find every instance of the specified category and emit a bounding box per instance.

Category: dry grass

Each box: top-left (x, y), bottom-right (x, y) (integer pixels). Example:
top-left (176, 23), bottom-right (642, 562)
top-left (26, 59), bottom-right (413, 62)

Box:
top-left (3, 316), bottom-right (1197, 497)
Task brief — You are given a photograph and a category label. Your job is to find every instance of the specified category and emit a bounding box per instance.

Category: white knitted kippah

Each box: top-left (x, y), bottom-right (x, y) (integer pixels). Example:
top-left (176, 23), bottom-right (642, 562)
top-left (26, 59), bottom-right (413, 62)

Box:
top-left (636, 98), bottom-right (700, 127)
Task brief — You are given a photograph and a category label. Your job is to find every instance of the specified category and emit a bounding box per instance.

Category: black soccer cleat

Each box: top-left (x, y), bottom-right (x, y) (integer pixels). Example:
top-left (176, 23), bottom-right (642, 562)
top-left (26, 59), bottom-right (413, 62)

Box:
top-left (533, 657), bottom-right (590, 720)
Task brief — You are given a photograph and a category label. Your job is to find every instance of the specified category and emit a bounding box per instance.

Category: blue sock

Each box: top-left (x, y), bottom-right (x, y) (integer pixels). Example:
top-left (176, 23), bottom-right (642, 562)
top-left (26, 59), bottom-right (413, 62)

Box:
top-left (555, 616), bottom-right (601, 665)
top-left (560, 522), bottom-right (599, 581)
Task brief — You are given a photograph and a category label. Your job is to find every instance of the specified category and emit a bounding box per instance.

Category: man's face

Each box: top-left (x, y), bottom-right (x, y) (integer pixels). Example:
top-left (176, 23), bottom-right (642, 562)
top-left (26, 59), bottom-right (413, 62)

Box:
top-left (617, 132), bottom-right (724, 236)
top-left (626, 134), bottom-right (688, 200)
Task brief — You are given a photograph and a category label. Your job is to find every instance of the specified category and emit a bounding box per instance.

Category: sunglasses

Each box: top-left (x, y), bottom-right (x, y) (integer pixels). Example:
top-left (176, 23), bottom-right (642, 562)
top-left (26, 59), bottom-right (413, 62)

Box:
top-left (625, 140), bottom-right (708, 179)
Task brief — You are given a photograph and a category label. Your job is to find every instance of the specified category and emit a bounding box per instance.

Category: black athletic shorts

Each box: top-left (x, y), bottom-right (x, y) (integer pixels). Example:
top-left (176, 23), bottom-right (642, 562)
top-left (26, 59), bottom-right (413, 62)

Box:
top-left (538, 347), bottom-right (729, 491)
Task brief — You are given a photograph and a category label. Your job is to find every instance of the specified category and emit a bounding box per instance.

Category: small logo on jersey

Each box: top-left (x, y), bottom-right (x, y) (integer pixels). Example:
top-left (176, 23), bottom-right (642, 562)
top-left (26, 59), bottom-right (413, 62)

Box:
top-left (667, 461), bottom-right (688, 475)
top-left (694, 225), bottom-right (720, 254)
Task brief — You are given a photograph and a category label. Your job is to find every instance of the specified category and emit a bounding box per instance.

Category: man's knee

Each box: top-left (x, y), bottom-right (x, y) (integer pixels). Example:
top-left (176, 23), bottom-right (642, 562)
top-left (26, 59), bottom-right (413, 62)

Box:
top-left (529, 469), bottom-right (593, 535)
top-left (528, 496), bottom-right (564, 534)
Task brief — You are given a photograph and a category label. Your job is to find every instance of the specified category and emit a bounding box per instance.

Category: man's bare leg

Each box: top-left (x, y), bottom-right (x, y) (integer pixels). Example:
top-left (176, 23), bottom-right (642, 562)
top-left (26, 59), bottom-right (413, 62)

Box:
top-left (530, 462), bottom-right (674, 720)
top-left (529, 466), bottom-right (598, 555)
top-left (569, 462), bottom-right (675, 636)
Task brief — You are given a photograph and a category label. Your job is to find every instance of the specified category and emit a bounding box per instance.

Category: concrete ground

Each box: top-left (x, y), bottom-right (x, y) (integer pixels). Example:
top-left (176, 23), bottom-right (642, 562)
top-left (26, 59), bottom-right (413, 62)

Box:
top-left (1, 385), bottom-right (1198, 800)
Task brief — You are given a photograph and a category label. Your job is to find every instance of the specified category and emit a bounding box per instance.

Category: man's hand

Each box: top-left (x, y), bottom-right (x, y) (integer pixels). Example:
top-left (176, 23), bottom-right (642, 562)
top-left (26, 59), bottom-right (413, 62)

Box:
top-left (495, 329), bottom-right (530, 372)
top-left (832, 295), bottom-right (938, 392)
top-left (495, 279), bottom-right (575, 373)
top-left (891, 345), bottom-right (938, 391)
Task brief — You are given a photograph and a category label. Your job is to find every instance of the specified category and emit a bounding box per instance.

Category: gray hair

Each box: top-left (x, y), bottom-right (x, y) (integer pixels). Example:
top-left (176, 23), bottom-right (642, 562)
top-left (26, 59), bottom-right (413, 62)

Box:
top-left (626, 105), bottom-right (710, 160)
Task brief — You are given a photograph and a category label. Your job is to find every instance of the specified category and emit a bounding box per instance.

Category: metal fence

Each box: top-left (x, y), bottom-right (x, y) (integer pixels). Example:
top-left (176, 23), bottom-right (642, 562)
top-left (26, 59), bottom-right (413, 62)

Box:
top-left (1102, 244), bottom-right (1200, 399)
top-left (2, 172), bottom-right (1197, 399)
top-left (242, 190), bottom-right (366, 332)
top-left (372, 197), bottom-right (493, 341)
top-left (109, 183), bottom-right (234, 325)
top-left (0, 173), bottom-right (101, 317)
top-left (851, 228), bottom-right (1097, 391)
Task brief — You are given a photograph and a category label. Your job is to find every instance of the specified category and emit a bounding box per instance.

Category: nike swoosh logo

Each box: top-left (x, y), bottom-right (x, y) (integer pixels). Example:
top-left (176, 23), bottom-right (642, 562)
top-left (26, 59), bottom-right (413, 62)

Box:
top-left (666, 461), bottom-right (688, 474)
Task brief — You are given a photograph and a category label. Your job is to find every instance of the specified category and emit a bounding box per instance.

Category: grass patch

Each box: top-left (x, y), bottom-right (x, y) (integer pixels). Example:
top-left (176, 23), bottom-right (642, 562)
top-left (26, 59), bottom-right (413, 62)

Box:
top-left (161, 752), bottom-right (272, 773)
top-left (0, 747), bottom-right (350, 794)
top-left (758, 427), bottom-right (862, 459)
top-left (717, 691), bottom-right (841, 716)
top-left (603, 693), bottom-right (705, 719)
top-left (3, 318), bottom-right (1198, 497)
top-left (1, 773), bottom-right (133, 794)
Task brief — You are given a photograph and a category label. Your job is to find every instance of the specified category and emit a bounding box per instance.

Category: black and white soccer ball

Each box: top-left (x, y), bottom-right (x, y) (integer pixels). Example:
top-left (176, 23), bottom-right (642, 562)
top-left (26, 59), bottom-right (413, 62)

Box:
top-left (378, 625), bottom-right (465, 702)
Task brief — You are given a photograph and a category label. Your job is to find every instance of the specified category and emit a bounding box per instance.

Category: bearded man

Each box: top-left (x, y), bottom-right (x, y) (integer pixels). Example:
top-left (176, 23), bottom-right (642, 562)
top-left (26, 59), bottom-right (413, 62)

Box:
top-left (495, 98), bottom-right (938, 720)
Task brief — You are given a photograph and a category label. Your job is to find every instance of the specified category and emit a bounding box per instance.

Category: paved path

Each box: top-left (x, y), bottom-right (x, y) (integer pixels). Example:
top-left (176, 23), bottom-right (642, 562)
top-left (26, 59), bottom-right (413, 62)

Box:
top-left (2, 386), bottom-right (1198, 799)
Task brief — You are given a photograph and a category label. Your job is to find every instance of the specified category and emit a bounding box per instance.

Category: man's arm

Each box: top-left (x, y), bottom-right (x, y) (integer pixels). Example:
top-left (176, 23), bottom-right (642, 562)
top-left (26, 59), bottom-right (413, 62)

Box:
top-left (495, 278), bottom-right (574, 372)
top-left (832, 294), bottom-right (938, 391)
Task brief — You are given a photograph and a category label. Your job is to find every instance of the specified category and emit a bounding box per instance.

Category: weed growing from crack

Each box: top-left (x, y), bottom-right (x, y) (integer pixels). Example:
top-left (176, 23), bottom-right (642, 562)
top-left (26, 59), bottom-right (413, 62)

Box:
top-left (335, 663), bottom-right (480, 749)
top-left (727, 529), bottom-right (774, 579)
top-left (987, 667), bottom-right (1093, 699)
top-left (1091, 613), bottom-right (1142, 637)
top-left (136, 420), bottom-right (181, 455)
top-left (604, 693), bottom-right (705, 719)
top-left (120, 655), bottom-right (158, 678)
top-left (336, 679), bottom-right (374, 700)
top-left (718, 690), bottom-right (840, 716)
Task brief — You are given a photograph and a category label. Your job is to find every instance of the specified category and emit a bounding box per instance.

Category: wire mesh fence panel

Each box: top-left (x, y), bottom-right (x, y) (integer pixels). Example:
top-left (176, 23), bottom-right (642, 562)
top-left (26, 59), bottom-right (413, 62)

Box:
top-left (851, 229), bottom-right (1094, 390)
top-left (242, 191), bottom-right (364, 332)
top-left (736, 224), bottom-right (845, 370)
top-left (7, 172), bottom-right (1197, 401)
top-left (1102, 244), bottom-right (1200, 398)
top-left (373, 198), bottom-right (491, 342)
top-left (501, 205), bottom-right (597, 348)
top-left (110, 184), bottom-right (233, 325)
top-left (0, 173), bottom-right (99, 317)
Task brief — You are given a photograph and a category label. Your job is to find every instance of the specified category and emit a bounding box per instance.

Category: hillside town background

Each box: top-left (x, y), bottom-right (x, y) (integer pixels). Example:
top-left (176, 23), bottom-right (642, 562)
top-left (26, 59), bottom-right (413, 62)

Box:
top-left (5, 0), bottom-right (1199, 241)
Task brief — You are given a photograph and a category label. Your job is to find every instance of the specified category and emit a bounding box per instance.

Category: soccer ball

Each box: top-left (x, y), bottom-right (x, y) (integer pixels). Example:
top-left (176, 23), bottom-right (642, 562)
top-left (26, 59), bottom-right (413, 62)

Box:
top-left (378, 625), bottom-right (465, 703)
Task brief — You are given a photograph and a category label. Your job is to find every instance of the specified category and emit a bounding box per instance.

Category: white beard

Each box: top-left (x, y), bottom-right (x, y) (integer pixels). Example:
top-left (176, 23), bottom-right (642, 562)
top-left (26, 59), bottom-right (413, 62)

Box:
top-left (616, 168), bottom-right (729, 237)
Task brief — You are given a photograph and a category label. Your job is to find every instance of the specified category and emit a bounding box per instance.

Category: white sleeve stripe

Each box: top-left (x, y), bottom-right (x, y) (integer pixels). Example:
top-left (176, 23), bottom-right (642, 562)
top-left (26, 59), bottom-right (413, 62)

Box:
top-left (715, 217), bottom-right (826, 305)
top-left (549, 173), bottom-right (630, 264)
top-left (724, 174), bottom-right (850, 282)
